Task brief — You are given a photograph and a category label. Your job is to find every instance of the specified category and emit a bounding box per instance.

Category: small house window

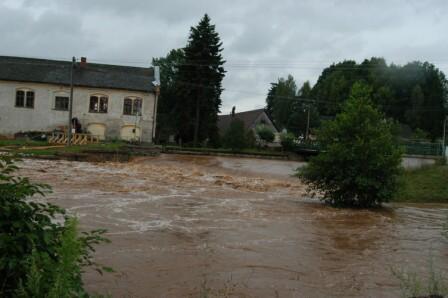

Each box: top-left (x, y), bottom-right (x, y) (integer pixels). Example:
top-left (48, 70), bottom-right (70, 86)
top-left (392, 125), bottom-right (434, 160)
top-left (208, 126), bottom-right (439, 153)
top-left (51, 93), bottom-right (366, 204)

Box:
top-left (15, 89), bottom-right (34, 108)
top-left (89, 95), bottom-right (108, 113)
top-left (26, 91), bottom-right (34, 108)
top-left (123, 97), bottom-right (142, 115)
top-left (55, 96), bottom-right (69, 111)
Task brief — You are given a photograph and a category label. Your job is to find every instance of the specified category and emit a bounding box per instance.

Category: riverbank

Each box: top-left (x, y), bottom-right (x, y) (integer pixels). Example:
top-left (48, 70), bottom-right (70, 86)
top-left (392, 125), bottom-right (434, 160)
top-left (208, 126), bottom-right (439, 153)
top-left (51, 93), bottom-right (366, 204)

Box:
top-left (394, 164), bottom-right (448, 203)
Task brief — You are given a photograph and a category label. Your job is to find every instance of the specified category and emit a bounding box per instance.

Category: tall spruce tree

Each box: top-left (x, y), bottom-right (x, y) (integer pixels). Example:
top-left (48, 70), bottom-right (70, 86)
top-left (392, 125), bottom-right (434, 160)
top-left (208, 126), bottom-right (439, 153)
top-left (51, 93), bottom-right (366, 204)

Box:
top-left (176, 14), bottom-right (225, 146)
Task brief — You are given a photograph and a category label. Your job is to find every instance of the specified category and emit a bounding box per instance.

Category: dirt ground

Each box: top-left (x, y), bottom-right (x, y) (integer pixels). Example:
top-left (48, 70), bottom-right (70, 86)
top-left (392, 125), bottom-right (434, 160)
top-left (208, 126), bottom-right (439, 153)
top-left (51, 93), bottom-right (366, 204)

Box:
top-left (17, 154), bottom-right (448, 298)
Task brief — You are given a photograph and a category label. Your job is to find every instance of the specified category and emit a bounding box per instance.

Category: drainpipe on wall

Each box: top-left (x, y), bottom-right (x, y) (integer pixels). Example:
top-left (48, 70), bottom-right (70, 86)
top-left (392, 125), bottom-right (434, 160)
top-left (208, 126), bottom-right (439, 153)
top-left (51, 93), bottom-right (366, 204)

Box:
top-left (151, 66), bottom-right (161, 144)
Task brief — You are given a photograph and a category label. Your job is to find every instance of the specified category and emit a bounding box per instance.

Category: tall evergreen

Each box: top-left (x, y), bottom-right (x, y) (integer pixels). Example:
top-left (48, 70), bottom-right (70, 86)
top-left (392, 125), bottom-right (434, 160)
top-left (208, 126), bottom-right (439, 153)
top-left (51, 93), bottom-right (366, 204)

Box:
top-left (176, 14), bottom-right (226, 146)
top-left (152, 48), bottom-right (185, 143)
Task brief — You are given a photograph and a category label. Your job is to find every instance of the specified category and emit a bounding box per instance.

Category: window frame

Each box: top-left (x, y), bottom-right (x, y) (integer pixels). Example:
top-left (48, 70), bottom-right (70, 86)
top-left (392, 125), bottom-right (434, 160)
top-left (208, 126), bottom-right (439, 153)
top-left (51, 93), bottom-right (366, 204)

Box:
top-left (123, 97), bottom-right (143, 116)
top-left (15, 89), bottom-right (35, 109)
top-left (89, 94), bottom-right (109, 113)
top-left (54, 96), bottom-right (70, 111)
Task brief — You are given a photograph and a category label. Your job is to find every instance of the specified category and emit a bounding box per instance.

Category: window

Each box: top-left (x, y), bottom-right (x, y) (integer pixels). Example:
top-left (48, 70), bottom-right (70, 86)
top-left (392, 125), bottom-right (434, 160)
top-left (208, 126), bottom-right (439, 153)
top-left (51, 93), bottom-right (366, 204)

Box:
top-left (123, 97), bottom-right (142, 115)
top-left (26, 91), bottom-right (34, 108)
top-left (55, 96), bottom-right (69, 111)
top-left (15, 90), bottom-right (24, 107)
top-left (89, 95), bottom-right (108, 113)
top-left (15, 89), bottom-right (34, 108)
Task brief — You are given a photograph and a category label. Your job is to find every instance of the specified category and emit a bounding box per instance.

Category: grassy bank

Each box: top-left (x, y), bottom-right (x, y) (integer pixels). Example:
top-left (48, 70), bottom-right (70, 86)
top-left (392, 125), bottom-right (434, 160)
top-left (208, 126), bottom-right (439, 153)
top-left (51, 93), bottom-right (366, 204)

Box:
top-left (0, 140), bottom-right (127, 156)
top-left (163, 145), bottom-right (287, 158)
top-left (394, 164), bottom-right (448, 203)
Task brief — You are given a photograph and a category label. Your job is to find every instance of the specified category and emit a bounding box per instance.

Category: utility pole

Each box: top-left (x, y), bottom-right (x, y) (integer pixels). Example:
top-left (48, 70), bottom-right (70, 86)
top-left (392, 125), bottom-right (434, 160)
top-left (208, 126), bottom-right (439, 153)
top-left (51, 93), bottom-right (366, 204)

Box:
top-left (67, 57), bottom-right (75, 146)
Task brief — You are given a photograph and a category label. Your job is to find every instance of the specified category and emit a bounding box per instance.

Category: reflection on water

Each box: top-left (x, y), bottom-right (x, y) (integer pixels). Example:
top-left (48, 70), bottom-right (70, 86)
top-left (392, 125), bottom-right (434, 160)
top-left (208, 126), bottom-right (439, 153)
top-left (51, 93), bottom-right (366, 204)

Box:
top-left (18, 154), bottom-right (448, 298)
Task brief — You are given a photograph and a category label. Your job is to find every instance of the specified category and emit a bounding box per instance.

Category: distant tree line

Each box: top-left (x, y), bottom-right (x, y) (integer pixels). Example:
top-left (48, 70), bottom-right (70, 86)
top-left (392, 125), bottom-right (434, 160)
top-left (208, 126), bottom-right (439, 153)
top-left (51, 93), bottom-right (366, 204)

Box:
top-left (266, 58), bottom-right (448, 140)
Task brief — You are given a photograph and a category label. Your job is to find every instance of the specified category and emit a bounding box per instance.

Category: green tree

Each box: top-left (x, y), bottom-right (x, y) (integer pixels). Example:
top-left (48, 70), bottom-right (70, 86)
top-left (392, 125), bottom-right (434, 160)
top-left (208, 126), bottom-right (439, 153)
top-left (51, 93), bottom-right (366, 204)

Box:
top-left (289, 81), bottom-right (320, 137)
top-left (405, 85), bottom-right (425, 128)
top-left (266, 77), bottom-right (320, 137)
top-left (298, 81), bottom-right (312, 98)
top-left (256, 125), bottom-right (275, 143)
top-left (265, 82), bottom-right (278, 119)
top-left (280, 132), bottom-right (296, 151)
top-left (271, 75), bottom-right (297, 130)
top-left (300, 82), bottom-right (403, 208)
top-left (152, 48), bottom-right (185, 143)
top-left (310, 57), bottom-right (448, 139)
top-left (176, 14), bottom-right (226, 146)
top-left (222, 119), bottom-right (247, 150)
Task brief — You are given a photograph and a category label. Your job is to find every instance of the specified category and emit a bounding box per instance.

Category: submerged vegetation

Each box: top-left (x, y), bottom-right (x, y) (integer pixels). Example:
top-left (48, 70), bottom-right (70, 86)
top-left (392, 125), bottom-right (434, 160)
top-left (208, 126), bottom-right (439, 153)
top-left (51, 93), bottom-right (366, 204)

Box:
top-left (0, 155), bottom-right (110, 297)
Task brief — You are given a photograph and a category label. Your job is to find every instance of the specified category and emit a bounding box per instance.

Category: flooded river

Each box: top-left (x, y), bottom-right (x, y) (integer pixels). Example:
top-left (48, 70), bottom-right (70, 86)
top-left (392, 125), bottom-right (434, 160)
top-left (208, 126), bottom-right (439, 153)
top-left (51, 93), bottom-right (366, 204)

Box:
top-left (18, 154), bottom-right (448, 297)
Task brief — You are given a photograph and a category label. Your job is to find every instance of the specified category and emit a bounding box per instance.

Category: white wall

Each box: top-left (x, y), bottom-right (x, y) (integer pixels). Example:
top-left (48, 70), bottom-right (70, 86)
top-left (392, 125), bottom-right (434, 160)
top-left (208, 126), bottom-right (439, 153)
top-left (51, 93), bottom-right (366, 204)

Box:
top-left (0, 80), bottom-right (156, 142)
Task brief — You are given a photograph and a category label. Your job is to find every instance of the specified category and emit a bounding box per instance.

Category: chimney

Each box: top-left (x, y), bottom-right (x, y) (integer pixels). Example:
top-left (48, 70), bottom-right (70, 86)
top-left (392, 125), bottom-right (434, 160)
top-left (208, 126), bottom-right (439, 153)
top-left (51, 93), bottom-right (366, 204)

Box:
top-left (231, 106), bottom-right (236, 117)
top-left (80, 57), bottom-right (87, 68)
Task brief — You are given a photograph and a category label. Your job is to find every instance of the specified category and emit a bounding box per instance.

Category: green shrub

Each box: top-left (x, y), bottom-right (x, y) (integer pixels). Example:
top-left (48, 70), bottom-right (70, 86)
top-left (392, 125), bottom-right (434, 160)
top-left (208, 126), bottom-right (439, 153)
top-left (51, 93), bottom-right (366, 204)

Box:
top-left (222, 119), bottom-right (247, 151)
top-left (0, 155), bottom-right (110, 297)
top-left (299, 82), bottom-right (403, 208)
top-left (245, 130), bottom-right (256, 149)
top-left (255, 125), bottom-right (275, 143)
top-left (280, 132), bottom-right (296, 151)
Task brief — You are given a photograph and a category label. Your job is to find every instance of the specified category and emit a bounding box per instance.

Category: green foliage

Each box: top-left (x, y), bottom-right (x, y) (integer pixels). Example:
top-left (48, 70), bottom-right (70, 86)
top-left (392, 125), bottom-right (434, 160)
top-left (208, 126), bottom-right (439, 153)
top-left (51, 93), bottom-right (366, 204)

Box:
top-left (245, 130), bottom-right (256, 148)
top-left (152, 48), bottom-right (185, 143)
top-left (222, 119), bottom-right (247, 151)
top-left (266, 77), bottom-right (319, 136)
top-left (255, 125), bottom-right (275, 143)
top-left (299, 82), bottom-right (403, 208)
top-left (0, 155), bottom-right (110, 297)
top-left (311, 58), bottom-right (448, 139)
top-left (412, 128), bottom-right (430, 140)
top-left (270, 75), bottom-right (297, 130)
top-left (279, 132), bottom-right (296, 151)
top-left (174, 14), bottom-right (226, 145)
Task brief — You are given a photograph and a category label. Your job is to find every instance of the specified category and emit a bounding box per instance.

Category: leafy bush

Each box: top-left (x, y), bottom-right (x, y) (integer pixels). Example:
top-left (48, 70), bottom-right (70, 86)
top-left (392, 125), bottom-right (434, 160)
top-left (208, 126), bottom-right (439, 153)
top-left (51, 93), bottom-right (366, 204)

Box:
top-left (299, 82), bottom-right (403, 208)
top-left (245, 130), bottom-right (256, 149)
top-left (0, 155), bottom-right (109, 297)
top-left (255, 125), bottom-right (275, 143)
top-left (279, 132), bottom-right (296, 151)
top-left (222, 119), bottom-right (247, 151)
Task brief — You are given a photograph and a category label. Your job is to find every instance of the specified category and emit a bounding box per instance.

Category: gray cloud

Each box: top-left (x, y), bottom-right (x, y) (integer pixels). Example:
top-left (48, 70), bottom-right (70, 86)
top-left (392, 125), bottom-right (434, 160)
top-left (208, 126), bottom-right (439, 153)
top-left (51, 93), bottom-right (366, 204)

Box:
top-left (2, 0), bottom-right (448, 113)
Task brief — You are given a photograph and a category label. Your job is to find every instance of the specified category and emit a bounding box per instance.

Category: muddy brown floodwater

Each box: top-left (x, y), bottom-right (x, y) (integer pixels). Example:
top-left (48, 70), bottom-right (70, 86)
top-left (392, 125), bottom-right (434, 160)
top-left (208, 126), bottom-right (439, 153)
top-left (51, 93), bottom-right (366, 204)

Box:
top-left (18, 154), bottom-right (448, 298)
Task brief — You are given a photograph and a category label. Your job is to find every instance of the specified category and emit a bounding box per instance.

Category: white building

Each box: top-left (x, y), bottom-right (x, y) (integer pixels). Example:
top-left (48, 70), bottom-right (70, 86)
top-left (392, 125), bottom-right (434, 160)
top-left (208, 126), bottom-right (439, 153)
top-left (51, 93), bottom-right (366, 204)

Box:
top-left (0, 56), bottom-right (159, 142)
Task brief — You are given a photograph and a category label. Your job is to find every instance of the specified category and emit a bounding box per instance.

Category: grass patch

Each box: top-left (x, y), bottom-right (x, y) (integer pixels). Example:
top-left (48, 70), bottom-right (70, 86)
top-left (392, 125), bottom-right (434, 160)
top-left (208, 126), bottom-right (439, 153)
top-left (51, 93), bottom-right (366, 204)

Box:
top-left (0, 139), bottom-right (48, 147)
top-left (394, 165), bottom-right (448, 203)
top-left (1, 141), bottom-right (127, 156)
top-left (163, 146), bottom-right (286, 157)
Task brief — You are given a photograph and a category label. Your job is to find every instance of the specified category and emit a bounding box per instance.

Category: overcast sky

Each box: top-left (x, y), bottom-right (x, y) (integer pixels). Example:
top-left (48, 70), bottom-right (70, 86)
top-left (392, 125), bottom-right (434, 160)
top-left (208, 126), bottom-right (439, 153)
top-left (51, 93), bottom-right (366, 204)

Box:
top-left (1, 0), bottom-right (448, 114)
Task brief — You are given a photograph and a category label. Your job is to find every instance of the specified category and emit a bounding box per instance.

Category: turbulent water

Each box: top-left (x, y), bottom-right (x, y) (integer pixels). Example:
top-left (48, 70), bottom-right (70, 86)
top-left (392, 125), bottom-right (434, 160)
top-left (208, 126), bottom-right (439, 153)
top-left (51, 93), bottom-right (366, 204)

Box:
top-left (18, 155), bottom-right (448, 298)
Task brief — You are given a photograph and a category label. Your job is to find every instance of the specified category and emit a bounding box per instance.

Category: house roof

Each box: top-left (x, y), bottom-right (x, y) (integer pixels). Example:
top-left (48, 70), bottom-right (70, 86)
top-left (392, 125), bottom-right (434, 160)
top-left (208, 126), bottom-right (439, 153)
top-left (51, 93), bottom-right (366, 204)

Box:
top-left (218, 108), bottom-right (278, 134)
top-left (0, 56), bottom-right (155, 93)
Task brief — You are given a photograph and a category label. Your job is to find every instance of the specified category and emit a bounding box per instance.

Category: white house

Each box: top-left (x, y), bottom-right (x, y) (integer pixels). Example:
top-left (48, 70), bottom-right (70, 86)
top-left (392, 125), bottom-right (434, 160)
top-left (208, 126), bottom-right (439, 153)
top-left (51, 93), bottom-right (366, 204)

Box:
top-left (0, 56), bottom-right (159, 143)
